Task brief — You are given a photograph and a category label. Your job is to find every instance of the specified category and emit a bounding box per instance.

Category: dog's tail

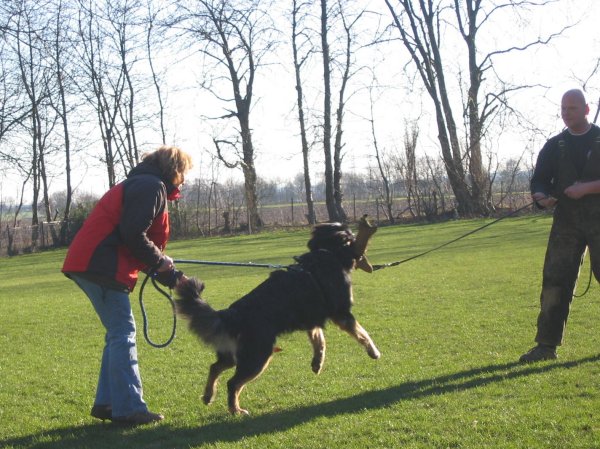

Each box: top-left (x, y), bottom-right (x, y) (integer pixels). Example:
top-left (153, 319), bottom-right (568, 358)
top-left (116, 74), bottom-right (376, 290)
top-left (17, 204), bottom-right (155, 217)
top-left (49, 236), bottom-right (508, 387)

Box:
top-left (175, 277), bottom-right (231, 349)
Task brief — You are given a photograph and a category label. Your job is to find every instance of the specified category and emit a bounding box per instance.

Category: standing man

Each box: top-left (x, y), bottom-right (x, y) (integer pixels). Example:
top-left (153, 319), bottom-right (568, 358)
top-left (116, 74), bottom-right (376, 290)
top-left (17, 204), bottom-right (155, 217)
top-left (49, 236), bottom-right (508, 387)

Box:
top-left (62, 146), bottom-right (193, 423)
top-left (520, 89), bottom-right (600, 362)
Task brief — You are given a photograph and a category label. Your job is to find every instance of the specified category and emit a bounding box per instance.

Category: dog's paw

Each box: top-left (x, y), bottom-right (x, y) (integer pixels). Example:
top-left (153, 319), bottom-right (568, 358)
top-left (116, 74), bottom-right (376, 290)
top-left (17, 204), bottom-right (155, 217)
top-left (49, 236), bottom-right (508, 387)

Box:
top-left (367, 345), bottom-right (381, 359)
top-left (229, 407), bottom-right (250, 416)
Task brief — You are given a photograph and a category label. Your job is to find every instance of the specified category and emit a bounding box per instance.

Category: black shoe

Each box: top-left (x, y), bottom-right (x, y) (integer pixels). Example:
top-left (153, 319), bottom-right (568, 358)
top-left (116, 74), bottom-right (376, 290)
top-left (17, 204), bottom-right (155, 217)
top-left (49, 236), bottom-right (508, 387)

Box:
top-left (112, 410), bottom-right (164, 426)
top-left (91, 404), bottom-right (112, 421)
top-left (519, 344), bottom-right (557, 363)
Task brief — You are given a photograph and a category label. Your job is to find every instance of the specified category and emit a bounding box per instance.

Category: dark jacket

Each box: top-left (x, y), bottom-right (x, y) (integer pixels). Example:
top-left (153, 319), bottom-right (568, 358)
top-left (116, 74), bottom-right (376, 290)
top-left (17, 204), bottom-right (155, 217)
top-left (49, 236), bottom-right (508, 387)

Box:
top-left (531, 124), bottom-right (600, 199)
top-left (62, 161), bottom-right (180, 291)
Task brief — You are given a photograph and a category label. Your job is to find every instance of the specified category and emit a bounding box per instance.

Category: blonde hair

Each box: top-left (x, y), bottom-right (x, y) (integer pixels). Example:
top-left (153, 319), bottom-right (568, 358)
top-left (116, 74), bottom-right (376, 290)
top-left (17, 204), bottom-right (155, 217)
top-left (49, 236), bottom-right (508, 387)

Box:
top-left (142, 145), bottom-right (193, 185)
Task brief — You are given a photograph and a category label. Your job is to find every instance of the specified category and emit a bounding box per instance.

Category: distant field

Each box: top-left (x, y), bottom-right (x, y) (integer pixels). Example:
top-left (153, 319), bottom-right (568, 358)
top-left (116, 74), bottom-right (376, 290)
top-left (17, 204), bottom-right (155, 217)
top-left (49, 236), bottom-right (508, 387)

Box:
top-left (1, 213), bottom-right (600, 449)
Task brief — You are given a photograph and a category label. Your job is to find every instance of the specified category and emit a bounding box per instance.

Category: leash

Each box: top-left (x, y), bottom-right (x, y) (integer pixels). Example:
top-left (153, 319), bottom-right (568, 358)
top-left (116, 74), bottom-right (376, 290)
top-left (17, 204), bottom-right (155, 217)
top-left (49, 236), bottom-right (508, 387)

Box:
top-left (372, 201), bottom-right (535, 271)
top-left (174, 203), bottom-right (535, 275)
top-left (141, 201), bottom-right (595, 347)
top-left (173, 259), bottom-right (288, 269)
top-left (138, 272), bottom-right (177, 348)
top-left (371, 202), bottom-right (594, 296)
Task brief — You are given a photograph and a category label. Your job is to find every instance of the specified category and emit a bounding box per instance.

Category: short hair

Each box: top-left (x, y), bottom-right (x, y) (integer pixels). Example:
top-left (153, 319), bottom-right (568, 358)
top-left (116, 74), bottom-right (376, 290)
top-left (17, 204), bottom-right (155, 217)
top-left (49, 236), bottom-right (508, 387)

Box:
top-left (562, 88), bottom-right (587, 105)
top-left (142, 145), bottom-right (193, 185)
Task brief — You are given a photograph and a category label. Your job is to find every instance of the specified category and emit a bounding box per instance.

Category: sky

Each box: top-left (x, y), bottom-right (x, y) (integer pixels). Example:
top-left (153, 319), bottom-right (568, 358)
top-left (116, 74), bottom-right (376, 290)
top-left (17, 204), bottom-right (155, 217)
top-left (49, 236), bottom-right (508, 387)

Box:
top-left (1, 0), bottom-right (599, 201)
top-left (166, 0), bottom-right (600, 189)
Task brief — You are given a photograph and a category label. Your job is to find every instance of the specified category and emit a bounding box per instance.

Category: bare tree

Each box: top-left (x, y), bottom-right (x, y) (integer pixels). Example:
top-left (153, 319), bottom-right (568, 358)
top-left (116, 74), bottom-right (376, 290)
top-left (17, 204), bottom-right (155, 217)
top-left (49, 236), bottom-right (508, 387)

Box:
top-left (76, 0), bottom-right (123, 186)
top-left (108, 0), bottom-right (141, 168)
top-left (401, 121), bottom-right (422, 217)
top-left (49, 0), bottom-right (75, 245)
top-left (145, 0), bottom-right (167, 143)
top-left (75, 0), bottom-right (150, 186)
top-left (174, 0), bottom-right (277, 232)
top-left (319, 0), bottom-right (338, 222)
top-left (318, 0), bottom-right (369, 223)
top-left (291, 0), bottom-right (316, 224)
top-left (367, 83), bottom-right (395, 224)
top-left (0, 34), bottom-right (30, 144)
top-left (384, 0), bottom-right (569, 217)
top-left (330, 0), bottom-right (363, 223)
top-left (10, 0), bottom-right (61, 249)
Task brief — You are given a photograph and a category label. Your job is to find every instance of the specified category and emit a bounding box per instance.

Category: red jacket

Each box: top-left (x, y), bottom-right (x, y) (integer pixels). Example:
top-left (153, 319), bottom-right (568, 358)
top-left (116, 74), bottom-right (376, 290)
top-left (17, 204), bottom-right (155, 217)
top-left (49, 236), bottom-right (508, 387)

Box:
top-left (62, 161), bottom-right (180, 291)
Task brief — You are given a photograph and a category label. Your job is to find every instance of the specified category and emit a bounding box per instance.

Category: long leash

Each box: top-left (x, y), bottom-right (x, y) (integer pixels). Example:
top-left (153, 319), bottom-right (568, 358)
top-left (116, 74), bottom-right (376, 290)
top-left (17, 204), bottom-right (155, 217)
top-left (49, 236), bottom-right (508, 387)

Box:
top-left (172, 259), bottom-right (288, 269)
top-left (372, 201), bottom-right (535, 271)
top-left (371, 201), bottom-right (594, 297)
top-left (139, 201), bottom-right (593, 348)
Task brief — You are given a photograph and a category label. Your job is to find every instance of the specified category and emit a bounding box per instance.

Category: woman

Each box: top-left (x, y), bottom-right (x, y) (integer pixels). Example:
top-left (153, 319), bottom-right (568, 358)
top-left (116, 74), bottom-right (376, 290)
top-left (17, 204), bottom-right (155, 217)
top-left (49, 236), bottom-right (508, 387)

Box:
top-left (62, 145), bottom-right (193, 425)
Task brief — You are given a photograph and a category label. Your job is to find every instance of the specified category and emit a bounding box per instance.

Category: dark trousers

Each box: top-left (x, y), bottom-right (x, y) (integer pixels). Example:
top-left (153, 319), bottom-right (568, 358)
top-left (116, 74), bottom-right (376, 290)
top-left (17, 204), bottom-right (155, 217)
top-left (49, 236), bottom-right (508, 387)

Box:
top-left (535, 199), bottom-right (600, 346)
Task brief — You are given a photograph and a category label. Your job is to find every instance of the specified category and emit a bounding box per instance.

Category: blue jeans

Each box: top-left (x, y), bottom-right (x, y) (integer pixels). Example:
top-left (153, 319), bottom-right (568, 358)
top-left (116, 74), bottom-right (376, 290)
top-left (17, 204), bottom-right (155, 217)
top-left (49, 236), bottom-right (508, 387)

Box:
top-left (71, 275), bottom-right (148, 417)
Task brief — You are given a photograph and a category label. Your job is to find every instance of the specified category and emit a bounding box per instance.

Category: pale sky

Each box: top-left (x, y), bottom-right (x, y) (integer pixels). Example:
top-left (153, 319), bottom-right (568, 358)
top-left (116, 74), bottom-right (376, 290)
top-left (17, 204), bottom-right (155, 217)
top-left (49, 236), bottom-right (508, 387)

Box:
top-left (167, 0), bottom-right (600, 189)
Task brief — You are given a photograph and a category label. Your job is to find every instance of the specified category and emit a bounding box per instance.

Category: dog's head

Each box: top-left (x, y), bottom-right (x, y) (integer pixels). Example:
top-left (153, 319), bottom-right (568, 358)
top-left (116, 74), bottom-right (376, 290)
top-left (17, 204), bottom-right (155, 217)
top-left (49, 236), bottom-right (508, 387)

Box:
top-left (307, 218), bottom-right (377, 272)
top-left (307, 222), bottom-right (355, 253)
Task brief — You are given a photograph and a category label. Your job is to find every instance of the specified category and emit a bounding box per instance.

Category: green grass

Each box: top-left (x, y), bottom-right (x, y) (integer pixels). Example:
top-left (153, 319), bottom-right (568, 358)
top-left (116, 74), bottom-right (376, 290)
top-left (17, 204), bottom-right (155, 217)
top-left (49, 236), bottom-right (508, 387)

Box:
top-left (1, 213), bottom-right (600, 448)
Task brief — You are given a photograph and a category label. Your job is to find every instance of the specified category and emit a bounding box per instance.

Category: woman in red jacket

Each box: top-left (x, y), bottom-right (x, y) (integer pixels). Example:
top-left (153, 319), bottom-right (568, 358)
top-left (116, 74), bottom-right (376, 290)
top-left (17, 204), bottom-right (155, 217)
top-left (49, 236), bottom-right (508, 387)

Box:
top-left (63, 145), bottom-right (193, 425)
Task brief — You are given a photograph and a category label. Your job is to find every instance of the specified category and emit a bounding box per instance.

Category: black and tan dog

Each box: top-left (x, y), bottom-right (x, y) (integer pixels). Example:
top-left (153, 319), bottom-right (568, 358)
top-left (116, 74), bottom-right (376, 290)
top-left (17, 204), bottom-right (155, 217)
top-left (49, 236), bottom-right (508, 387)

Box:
top-left (175, 218), bottom-right (380, 415)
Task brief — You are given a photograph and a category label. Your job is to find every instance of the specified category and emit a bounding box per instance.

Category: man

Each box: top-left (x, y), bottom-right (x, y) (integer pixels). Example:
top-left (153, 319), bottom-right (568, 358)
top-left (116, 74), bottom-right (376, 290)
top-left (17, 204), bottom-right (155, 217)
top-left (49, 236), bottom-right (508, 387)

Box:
top-left (62, 146), bottom-right (193, 424)
top-left (520, 89), bottom-right (600, 362)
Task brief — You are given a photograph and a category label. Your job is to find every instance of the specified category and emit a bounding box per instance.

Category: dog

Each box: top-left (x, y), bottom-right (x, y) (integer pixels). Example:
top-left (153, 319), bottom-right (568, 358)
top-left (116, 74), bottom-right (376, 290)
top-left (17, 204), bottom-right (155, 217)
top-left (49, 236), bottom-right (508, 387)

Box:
top-left (175, 220), bottom-right (380, 415)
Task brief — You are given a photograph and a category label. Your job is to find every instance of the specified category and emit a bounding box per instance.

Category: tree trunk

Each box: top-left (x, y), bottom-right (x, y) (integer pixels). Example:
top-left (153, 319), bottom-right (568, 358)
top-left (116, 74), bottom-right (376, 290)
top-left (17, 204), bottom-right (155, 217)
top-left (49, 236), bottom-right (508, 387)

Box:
top-left (292, 0), bottom-right (316, 224)
top-left (320, 0), bottom-right (340, 222)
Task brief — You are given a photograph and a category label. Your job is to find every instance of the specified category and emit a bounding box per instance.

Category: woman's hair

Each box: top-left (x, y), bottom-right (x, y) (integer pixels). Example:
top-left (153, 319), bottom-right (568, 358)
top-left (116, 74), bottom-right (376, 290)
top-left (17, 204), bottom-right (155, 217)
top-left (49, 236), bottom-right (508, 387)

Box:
top-left (142, 145), bottom-right (193, 185)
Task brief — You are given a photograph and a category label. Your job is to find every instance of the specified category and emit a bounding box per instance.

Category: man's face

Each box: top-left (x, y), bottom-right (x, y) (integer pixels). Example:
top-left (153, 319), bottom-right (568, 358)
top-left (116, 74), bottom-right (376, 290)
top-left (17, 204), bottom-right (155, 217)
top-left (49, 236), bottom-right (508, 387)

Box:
top-left (561, 93), bottom-right (589, 132)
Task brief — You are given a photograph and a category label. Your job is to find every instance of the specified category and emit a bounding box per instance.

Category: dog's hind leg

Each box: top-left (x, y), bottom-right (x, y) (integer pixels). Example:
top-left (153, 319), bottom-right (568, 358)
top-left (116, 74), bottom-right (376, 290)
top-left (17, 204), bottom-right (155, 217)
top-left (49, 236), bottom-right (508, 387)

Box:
top-left (227, 343), bottom-right (274, 415)
top-left (332, 314), bottom-right (381, 359)
top-left (204, 351), bottom-right (236, 406)
top-left (307, 327), bottom-right (326, 374)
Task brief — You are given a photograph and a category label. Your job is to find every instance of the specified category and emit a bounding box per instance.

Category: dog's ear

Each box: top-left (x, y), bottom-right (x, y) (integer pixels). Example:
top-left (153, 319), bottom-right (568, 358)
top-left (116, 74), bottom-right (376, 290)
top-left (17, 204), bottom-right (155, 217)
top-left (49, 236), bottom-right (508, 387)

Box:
top-left (353, 215), bottom-right (377, 273)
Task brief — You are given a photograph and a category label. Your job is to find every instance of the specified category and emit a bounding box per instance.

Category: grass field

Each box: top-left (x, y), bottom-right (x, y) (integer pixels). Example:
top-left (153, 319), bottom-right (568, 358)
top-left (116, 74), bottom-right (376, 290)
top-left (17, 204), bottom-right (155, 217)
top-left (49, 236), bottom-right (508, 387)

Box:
top-left (1, 213), bottom-right (600, 449)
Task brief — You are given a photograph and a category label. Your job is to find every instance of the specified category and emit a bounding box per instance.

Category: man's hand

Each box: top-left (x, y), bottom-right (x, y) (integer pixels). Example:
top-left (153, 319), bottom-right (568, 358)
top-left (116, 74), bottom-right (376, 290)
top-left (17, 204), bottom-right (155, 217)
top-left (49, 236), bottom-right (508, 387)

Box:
top-left (564, 182), bottom-right (588, 200)
top-left (564, 180), bottom-right (600, 200)
top-left (532, 192), bottom-right (557, 208)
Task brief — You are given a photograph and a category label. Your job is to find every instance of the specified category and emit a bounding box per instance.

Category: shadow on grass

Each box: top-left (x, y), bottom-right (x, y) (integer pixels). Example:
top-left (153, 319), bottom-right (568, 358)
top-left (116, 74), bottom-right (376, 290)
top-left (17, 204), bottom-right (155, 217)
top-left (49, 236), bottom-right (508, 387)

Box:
top-left (4, 353), bottom-right (600, 449)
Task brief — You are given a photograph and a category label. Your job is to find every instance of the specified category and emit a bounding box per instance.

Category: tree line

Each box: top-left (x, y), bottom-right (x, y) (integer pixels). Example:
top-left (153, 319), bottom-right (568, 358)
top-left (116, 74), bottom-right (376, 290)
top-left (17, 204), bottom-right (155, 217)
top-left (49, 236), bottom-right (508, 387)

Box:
top-left (0, 0), bottom-right (597, 254)
top-left (0, 158), bottom-right (532, 256)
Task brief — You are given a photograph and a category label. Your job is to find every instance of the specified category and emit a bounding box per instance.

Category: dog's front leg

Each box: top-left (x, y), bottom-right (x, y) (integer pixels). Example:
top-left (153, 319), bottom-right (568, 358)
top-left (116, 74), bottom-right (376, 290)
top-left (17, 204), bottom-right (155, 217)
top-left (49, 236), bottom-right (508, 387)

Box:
top-left (332, 314), bottom-right (381, 359)
top-left (307, 327), bottom-right (326, 374)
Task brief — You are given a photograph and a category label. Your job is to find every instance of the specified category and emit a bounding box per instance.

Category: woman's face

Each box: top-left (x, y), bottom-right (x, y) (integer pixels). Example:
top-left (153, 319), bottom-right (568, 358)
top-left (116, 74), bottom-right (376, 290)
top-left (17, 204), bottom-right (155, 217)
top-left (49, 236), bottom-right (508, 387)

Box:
top-left (173, 171), bottom-right (185, 188)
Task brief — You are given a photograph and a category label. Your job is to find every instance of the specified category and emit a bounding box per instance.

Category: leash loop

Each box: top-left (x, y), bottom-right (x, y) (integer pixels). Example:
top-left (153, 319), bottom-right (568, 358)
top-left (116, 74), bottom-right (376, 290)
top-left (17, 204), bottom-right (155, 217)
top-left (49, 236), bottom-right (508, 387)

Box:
top-left (574, 251), bottom-right (593, 298)
top-left (138, 272), bottom-right (177, 348)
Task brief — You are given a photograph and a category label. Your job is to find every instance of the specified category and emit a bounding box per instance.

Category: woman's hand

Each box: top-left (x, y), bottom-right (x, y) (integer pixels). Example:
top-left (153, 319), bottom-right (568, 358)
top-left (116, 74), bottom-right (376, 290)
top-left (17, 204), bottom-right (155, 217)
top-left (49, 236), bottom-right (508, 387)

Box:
top-left (156, 255), bottom-right (174, 272)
